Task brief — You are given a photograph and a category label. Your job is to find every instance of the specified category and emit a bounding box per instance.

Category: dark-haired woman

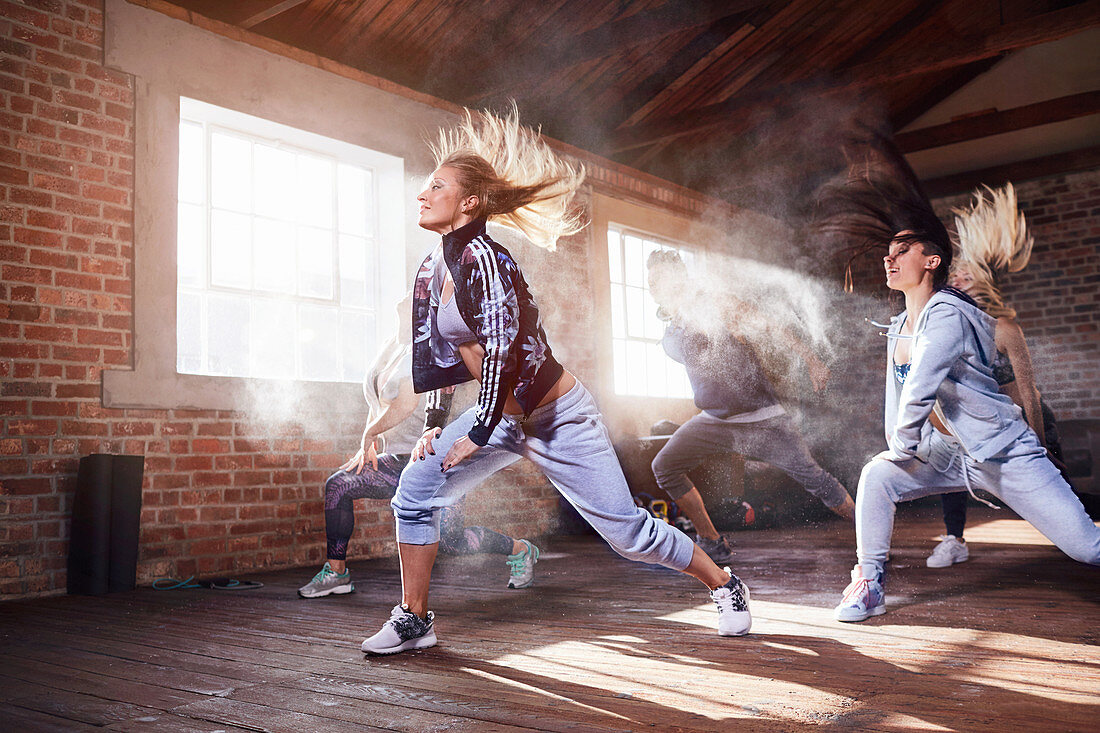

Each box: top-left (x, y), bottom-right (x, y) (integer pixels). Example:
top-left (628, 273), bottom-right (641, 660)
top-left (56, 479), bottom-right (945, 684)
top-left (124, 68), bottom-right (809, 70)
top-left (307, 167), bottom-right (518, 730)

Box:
top-left (360, 109), bottom-right (751, 655)
top-left (825, 139), bottom-right (1099, 623)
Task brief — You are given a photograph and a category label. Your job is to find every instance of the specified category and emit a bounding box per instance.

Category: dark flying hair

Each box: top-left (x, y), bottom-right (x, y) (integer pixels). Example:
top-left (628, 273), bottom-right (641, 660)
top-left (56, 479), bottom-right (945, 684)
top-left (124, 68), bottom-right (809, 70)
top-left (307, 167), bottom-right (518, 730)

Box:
top-left (817, 124), bottom-right (952, 290)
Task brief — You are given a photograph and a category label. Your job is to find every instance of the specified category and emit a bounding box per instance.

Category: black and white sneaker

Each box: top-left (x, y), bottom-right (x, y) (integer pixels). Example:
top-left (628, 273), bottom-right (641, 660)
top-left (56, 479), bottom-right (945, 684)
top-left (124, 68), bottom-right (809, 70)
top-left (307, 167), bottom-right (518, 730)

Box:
top-left (361, 604), bottom-right (437, 655)
top-left (710, 568), bottom-right (751, 636)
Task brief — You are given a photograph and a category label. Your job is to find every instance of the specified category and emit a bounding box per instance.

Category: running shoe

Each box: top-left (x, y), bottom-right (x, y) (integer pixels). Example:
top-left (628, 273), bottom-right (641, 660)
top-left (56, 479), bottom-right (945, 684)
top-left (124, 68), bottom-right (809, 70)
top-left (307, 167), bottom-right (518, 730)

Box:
top-left (711, 569), bottom-right (751, 636)
top-left (506, 539), bottom-right (540, 589)
top-left (361, 604), bottom-right (437, 655)
top-left (926, 535), bottom-right (969, 568)
top-left (298, 562), bottom-right (354, 598)
top-left (696, 534), bottom-right (735, 565)
top-left (834, 564), bottom-right (886, 622)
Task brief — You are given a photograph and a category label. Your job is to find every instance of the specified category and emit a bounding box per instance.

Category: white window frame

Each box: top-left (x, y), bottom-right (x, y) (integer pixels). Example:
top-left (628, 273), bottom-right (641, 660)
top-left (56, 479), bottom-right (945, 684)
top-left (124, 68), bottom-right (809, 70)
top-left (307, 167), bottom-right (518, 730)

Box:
top-left (175, 98), bottom-right (400, 385)
top-left (606, 224), bottom-right (695, 399)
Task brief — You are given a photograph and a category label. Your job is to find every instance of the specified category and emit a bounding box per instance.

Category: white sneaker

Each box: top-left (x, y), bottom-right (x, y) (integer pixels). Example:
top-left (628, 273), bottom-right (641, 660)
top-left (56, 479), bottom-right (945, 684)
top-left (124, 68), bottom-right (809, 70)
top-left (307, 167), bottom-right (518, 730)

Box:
top-left (506, 539), bottom-right (539, 589)
top-left (926, 535), bottom-right (969, 568)
top-left (298, 562), bottom-right (354, 598)
top-left (710, 569), bottom-right (751, 636)
top-left (360, 604), bottom-right (437, 655)
top-left (834, 564), bottom-right (886, 622)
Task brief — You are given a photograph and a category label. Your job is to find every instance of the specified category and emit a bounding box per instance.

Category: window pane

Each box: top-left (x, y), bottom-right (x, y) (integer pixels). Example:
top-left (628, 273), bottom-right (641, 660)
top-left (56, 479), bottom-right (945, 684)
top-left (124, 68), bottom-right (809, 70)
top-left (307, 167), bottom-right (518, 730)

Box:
top-left (299, 304), bottom-right (339, 381)
top-left (646, 342), bottom-right (667, 397)
top-left (624, 339), bottom-right (647, 396)
top-left (337, 164), bottom-right (369, 236)
top-left (624, 286), bottom-right (644, 339)
top-left (206, 293), bottom-right (251, 377)
top-left (210, 132), bottom-right (251, 212)
top-left (176, 291), bottom-right (202, 374)
top-left (609, 283), bottom-right (625, 339)
top-left (210, 210), bottom-right (252, 289)
top-left (339, 234), bottom-right (369, 307)
top-left (607, 229), bottom-right (622, 284)
top-left (253, 217), bottom-right (295, 294)
top-left (298, 226), bottom-right (334, 299)
top-left (177, 202), bottom-right (205, 288)
top-left (623, 235), bottom-right (645, 287)
top-left (339, 310), bottom-right (373, 383)
top-left (296, 154), bottom-right (334, 228)
top-left (253, 143), bottom-right (296, 220)
top-left (642, 289), bottom-right (663, 339)
top-left (613, 339), bottom-right (628, 396)
top-left (251, 298), bottom-right (296, 379)
top-left (178, 121), bottom-right (204, 205)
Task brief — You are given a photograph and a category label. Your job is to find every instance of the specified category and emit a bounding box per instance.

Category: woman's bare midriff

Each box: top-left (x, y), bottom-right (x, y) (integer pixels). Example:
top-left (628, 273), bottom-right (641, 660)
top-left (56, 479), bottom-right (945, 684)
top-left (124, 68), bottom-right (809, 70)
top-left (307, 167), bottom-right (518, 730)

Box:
top-left (457, 341), bottom-right (575, 414)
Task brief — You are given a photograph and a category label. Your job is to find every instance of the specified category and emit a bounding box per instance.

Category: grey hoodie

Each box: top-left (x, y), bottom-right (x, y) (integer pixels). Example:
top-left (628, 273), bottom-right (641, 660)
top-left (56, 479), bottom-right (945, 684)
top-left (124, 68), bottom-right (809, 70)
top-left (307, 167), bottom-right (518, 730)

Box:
top-left (885, 290), bottom-right (1028, 462)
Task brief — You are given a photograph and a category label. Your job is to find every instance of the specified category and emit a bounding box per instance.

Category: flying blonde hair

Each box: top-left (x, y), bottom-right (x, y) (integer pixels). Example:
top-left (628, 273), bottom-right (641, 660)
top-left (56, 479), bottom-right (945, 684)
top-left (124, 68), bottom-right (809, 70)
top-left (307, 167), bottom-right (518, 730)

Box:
top-left (951, 183), bottom-right (1033, 319)
top-left (430, 104), bottom-right (586, 250)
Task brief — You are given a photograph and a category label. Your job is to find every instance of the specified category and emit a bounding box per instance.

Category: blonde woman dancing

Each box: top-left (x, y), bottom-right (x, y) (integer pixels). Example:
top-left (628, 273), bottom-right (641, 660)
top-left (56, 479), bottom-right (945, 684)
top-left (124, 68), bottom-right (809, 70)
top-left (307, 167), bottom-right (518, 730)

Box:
top-left (361, 108), bottom-right (751, 655)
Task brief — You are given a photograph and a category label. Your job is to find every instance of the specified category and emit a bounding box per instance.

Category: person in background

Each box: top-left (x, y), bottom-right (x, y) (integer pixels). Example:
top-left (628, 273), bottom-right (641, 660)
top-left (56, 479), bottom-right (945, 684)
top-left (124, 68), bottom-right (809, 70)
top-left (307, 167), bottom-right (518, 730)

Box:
top-left (927, 184), bottom-right (1068, 569)
top-left (298, 295), bottom-right (538, 600)
top-left (646, 250), bottom-right (855, 565)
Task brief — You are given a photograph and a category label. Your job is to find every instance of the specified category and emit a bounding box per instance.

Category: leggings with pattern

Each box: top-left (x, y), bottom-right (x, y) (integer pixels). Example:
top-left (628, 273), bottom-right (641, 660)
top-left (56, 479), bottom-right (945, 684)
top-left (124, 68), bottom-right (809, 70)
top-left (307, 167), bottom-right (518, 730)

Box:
top-left (324, 453), bottom-right (514, 560)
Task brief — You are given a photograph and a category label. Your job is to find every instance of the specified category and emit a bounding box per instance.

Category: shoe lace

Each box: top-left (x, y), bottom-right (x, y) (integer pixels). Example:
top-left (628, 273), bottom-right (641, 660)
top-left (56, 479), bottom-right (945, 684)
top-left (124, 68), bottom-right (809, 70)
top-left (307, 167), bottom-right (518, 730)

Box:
top-left (311, 565), bottom-right (334, 583)
top-left (506, 552), bottom-right (528, 575)
top-left (713, 581), bottom-right (747, 614)
top-left (841, 577), bottom-right (871, 605)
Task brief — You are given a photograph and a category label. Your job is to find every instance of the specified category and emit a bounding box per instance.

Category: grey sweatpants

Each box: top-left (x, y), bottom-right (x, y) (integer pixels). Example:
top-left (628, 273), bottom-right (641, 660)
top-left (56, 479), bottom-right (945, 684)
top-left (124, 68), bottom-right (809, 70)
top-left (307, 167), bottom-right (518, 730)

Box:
top-left (857, 429), bottom-right (1100, 571)
top-left (652, 411), bottom-right (850, 508)
top-left (392, 379), bottom-right (697, 571)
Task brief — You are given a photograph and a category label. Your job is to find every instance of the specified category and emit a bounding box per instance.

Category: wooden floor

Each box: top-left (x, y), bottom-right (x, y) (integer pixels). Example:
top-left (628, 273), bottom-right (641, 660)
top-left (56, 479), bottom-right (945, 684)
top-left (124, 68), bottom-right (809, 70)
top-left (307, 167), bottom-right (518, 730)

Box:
top-left (1, 504), bottom-right (1098, 732)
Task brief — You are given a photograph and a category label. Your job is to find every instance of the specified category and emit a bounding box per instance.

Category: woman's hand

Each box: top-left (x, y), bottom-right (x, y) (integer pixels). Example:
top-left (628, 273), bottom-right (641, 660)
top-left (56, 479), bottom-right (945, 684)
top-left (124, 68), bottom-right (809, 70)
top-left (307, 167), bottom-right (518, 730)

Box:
top-left (339, 437), bottom-right (378, 474)
top-left (441, 435), bottom-right (481, 472)
top-left (412, 427), bottom-right (442, 462)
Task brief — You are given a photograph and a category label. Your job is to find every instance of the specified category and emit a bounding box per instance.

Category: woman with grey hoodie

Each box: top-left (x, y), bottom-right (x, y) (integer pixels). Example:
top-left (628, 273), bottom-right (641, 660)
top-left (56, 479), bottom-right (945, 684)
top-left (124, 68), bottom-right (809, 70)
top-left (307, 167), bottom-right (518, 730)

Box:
top-left (823, 135), bottom-right (1100, 623)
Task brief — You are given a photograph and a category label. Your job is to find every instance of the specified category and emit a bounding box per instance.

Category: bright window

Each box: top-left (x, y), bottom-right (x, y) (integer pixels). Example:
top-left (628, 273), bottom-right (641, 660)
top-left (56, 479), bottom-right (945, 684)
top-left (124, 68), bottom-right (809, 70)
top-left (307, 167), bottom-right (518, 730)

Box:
top-left (606, 225), bottom-right (694, 398)
top-left (177, 98), bottom-right (403, 383)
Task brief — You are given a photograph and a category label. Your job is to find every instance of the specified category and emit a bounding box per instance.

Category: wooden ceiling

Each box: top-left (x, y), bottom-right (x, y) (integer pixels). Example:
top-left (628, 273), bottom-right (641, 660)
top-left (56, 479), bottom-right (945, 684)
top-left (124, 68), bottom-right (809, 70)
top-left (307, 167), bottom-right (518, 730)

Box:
top-left (160, 0), bottom-right (1100, 216)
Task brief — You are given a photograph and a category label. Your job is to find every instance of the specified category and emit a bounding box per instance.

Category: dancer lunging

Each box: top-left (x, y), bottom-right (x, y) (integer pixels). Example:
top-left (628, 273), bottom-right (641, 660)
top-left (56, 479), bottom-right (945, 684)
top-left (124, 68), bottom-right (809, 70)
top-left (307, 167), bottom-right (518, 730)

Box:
top-left (824, 138), bottom-right (1099, 623)
top-left (299, 297), bottom-right (537, 599)
top-left (361, 108), bottom-right (750, 655)
top-left (646, 250), bottom-right (855, 565)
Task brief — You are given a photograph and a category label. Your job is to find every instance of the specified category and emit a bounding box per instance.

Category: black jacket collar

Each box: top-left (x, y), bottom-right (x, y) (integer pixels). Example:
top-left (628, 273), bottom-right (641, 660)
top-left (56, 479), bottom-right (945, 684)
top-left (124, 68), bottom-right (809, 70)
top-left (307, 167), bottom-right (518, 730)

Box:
top-left (442, 218), bottom-right (487, 251)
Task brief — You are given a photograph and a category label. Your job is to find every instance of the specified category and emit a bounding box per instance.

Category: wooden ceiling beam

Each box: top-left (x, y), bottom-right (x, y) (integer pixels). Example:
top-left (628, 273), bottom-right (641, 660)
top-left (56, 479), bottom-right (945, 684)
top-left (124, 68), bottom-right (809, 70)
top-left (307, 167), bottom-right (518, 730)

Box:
top-left (921, 144), bottom-right (1100, 198)
top-left (609, 0), bottom-right (1100, 153)
top-left (465, 0), bottom-right (768, 107)
top-left (239, 0), bottom-right (312, 29)
top-left (897, 90), bottom-right (1100, 152)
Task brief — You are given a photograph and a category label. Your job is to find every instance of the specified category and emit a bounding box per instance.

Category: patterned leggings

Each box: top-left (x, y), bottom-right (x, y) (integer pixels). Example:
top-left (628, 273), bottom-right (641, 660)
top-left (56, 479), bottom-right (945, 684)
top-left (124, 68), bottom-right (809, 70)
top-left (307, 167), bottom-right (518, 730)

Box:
top-left (324, 453), bottom-right (514, 560)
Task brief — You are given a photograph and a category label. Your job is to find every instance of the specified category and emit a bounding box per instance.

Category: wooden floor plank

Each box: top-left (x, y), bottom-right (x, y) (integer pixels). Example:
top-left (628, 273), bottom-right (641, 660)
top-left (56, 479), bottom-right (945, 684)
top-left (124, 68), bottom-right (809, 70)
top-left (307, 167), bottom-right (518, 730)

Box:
top-left (0, 504), bottom-right (1096, 731)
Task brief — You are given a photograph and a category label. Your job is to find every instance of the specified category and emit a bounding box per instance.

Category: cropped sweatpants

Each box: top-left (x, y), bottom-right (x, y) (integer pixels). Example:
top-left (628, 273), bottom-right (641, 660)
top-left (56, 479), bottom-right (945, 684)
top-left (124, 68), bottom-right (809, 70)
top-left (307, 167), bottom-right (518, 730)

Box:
top-left (857, 429), bottom-right (1100, 571)
top-left (392, 379), bottom-right (697, 571)
top-left (323, 454), bottom-right (512, 560)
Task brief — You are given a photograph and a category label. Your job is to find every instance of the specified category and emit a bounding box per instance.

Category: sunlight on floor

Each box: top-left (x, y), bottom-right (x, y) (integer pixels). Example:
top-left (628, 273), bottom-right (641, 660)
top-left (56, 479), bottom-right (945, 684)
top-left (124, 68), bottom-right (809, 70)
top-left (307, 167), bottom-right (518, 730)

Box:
top-left (950, 518), bottom-right (1055, 545)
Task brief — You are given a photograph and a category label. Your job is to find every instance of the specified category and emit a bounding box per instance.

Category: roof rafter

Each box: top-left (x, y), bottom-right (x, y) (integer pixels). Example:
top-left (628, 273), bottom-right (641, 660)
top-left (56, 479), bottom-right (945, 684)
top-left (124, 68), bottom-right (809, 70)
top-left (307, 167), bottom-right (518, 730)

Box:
top-left (609, 0), bottom-right (1100, 153)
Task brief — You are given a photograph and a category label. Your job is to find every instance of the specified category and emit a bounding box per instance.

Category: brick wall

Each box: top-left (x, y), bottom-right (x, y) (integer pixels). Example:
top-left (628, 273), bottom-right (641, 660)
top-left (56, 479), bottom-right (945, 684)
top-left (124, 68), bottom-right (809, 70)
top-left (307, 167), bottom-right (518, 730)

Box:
top-left (0, 0), bottom-right (704, 599)
top-left (844, 167), bottom-right (1100, 425)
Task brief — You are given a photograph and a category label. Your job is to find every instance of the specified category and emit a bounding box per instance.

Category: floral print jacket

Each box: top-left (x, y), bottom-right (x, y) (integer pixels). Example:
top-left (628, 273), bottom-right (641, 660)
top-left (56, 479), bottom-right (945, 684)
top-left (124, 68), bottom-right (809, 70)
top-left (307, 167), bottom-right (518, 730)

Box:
top-left (412, 219), bottom-right (564, 446)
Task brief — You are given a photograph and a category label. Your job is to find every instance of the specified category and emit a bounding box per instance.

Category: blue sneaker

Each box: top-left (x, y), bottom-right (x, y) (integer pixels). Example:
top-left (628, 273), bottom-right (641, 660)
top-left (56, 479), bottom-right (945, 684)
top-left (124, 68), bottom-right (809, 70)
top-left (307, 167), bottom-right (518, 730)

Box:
top-left (834, 564), bottom-right (885, 622)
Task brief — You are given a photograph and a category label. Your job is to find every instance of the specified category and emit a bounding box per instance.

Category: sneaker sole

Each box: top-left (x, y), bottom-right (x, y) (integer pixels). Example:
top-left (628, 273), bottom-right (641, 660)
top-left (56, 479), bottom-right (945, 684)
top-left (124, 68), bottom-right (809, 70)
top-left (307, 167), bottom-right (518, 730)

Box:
top-left (507, 579), bottom-right (533, 589)
top-left (926, 555), bottom-right (968, 568)
top-left (834, 604), bottom-right (886, 623)
top-left (298, 583), bottom-right (354, 599)
top-left (361, 630), bottom-right (438, 655)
